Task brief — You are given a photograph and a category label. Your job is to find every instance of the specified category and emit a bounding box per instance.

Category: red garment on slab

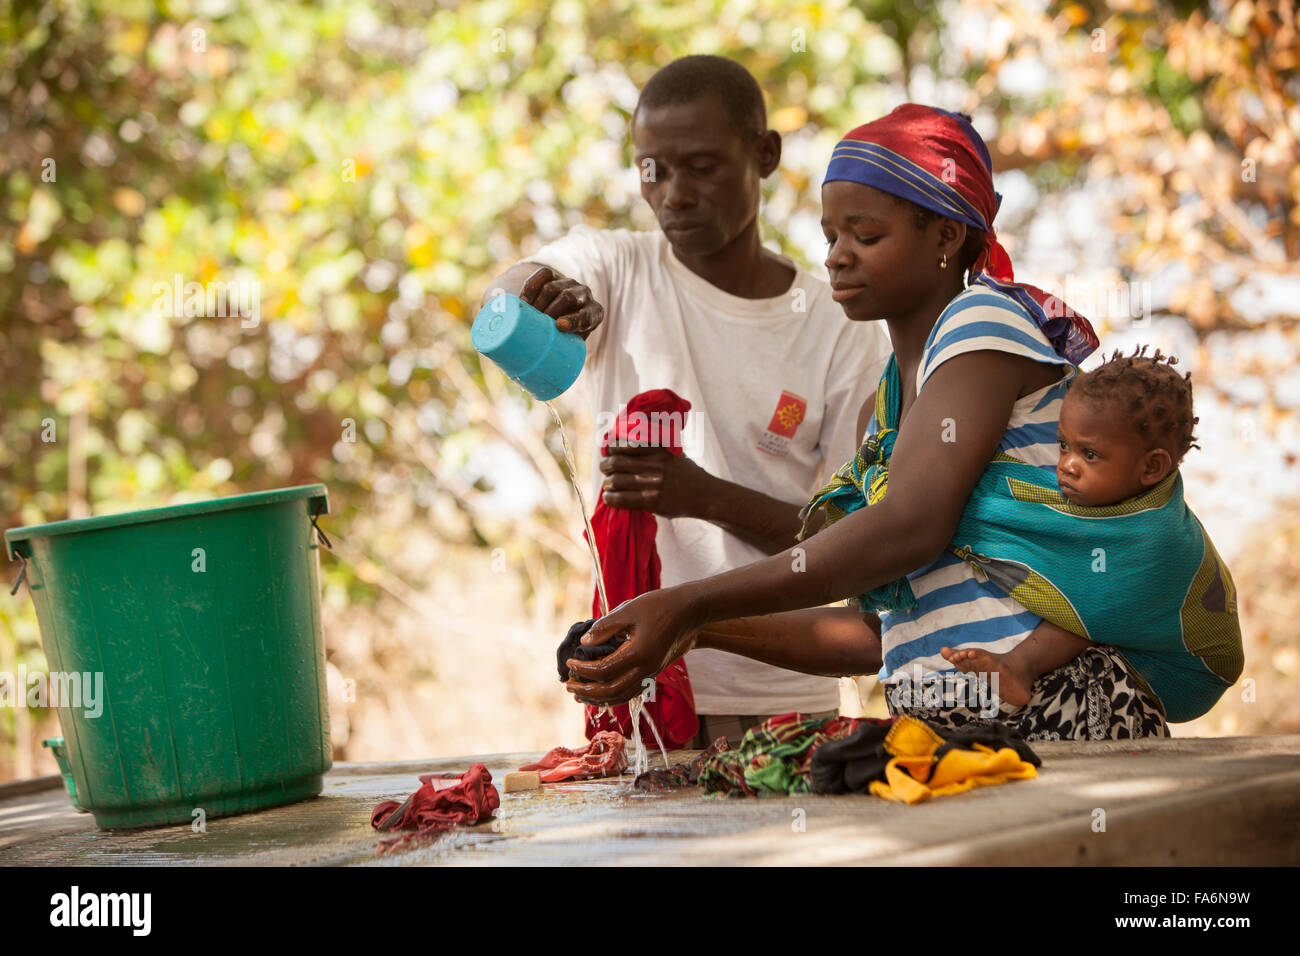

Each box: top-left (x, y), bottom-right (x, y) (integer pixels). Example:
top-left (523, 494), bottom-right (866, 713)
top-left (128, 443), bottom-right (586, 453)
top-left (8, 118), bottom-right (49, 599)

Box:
top-left (370, 763), bottom-right (500, 855)
top-left (583, 388), bottom-right (698, 749)
top-left (518, 730), bottom-right (628, 782)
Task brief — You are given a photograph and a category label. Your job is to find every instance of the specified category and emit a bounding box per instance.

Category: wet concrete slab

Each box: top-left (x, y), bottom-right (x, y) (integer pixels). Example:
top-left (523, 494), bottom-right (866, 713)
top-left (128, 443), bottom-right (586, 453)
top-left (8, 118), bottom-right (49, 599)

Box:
top-left (2, 735), bottom-right (1298, 866)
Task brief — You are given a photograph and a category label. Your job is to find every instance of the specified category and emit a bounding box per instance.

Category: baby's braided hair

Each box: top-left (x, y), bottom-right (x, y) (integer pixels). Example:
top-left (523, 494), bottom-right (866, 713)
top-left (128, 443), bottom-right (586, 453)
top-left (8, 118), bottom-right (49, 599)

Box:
top-left (1069, 345), bottom-right (1201, 464)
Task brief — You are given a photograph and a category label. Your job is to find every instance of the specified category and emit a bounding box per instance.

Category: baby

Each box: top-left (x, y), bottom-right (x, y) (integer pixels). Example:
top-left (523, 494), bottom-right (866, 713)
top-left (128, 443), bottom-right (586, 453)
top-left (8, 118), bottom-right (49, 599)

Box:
top-left (942, 347), bottom-right (1199, 706)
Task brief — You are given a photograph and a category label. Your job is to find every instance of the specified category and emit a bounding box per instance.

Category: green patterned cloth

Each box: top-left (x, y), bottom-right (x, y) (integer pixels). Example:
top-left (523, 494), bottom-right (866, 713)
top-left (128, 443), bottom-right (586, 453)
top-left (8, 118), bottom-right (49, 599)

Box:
top-left (695, 712), bottom-right (883, 797)
top-left (799, 356), bottom-right (916, 613)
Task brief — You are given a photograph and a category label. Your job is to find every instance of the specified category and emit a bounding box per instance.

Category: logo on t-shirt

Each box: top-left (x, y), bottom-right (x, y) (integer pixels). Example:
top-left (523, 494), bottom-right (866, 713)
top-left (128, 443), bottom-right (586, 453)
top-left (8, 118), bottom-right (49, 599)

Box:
top-left (757, 390), bottom-right (808, 456)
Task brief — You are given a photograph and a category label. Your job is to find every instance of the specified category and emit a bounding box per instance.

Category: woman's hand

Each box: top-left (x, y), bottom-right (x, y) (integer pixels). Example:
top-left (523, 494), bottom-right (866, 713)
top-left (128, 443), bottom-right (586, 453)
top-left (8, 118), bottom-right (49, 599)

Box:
top-left (563, 587), bottom-right (703, 705)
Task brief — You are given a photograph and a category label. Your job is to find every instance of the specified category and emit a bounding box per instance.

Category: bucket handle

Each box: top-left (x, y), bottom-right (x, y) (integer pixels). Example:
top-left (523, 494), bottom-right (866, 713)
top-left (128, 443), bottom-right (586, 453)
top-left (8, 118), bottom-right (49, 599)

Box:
top-left (9, 549), bottom-right (27, 596)
top-left (306, 490), bottom-right (332, 550)
top-left (310, 512), bottom-right (332, 550)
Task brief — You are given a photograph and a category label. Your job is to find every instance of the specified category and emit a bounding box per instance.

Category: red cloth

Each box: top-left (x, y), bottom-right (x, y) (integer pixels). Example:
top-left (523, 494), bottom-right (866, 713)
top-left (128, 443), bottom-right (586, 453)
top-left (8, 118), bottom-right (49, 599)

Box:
top-left (518, 730), bottom-right (628, 782)
top-left (583, 388), bottom-right (698, 749)
top-left (370, 763), bottom-right (500, 855)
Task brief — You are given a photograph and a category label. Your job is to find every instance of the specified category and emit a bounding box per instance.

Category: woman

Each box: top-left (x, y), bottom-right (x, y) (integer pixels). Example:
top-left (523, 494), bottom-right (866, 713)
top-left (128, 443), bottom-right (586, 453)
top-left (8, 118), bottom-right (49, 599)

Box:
top-left (565, 105), bottom-right (1169, 740)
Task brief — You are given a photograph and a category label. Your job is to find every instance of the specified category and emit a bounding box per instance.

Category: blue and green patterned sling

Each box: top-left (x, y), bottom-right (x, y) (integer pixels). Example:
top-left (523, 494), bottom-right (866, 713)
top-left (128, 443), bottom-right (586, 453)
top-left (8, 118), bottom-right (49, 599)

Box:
top-left (800, 356), bottom-right (1244, 722)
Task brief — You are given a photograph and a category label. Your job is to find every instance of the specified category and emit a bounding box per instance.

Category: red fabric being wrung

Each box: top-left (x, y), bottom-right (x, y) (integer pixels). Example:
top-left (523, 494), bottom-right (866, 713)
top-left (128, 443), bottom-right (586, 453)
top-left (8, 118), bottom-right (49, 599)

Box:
top-left (369, 763), bottom-right (500, 855)
top-left (583, 388), bottom-right (698, 749)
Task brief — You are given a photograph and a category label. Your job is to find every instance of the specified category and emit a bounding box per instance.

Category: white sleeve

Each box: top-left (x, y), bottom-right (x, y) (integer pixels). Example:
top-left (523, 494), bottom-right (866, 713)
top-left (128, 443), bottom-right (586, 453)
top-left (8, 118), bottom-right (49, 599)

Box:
top-left (526, 226), bottom-right (634, 365)
top-left (813, 319), bottom-right (892, 489)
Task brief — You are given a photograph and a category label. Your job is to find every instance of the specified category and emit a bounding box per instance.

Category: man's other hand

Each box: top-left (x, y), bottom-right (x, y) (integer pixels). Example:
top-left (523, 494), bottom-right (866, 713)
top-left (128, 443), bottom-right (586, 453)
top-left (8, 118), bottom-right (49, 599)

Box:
top-left (599, 444), bottom-right (715, 519)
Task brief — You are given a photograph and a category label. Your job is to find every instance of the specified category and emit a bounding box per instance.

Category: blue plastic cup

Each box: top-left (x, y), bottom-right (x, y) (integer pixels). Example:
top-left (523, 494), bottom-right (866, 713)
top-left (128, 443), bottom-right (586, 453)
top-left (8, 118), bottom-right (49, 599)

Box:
top-left (471, 293), bottom-right (586, 401)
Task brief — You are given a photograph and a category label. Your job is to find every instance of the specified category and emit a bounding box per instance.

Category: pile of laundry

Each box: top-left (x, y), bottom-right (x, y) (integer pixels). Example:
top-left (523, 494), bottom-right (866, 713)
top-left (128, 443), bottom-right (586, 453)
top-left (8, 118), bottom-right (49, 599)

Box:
top-left (370, 763), bottom-right (500, 856)
top-left (633, 712), bottom-right (1042, 804)
top-left (364, 713), bottom-right (1034, 855)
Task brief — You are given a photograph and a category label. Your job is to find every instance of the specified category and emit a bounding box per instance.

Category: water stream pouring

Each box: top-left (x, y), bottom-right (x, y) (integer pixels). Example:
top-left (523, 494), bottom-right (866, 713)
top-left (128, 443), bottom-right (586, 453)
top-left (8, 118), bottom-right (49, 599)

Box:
top-left (473, 293), bottom-right (667, 772)
top-left (473, 293), bottom-right (606, 612)
top-left (546, 403), bottom-right (609, 618)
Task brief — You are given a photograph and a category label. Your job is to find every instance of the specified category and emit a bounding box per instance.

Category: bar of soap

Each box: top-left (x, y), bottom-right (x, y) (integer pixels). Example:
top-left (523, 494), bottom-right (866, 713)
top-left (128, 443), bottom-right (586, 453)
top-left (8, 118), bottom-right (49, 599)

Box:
top-left (503, 771), bottom-right (542, 793)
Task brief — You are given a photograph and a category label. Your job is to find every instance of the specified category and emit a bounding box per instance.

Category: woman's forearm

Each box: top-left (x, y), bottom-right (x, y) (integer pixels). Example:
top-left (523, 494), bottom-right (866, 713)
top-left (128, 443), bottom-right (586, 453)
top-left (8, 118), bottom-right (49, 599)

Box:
top-left (672, 351), bottom-right (1036, 631)
top-left (695, 606), bottom-right (883, 677)
top-left (680, 498), bottom-right (941, 630)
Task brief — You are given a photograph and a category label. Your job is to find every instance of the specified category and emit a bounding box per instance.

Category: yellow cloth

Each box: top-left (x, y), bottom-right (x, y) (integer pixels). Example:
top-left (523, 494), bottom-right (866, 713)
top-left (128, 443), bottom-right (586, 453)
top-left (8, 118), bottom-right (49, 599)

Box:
top-left (866, 716), bottom-right (1038, 804)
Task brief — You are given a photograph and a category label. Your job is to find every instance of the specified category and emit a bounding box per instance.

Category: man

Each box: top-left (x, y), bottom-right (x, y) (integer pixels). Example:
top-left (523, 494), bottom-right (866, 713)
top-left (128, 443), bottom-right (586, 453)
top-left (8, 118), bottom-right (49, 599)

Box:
top-left (485, 55), bottom-right (890, 745)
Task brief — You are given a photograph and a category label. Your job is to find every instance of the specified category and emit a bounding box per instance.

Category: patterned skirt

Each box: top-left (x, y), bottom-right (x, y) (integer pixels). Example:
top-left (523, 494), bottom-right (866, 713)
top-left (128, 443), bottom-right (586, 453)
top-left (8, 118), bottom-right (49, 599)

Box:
top-left (885, 647), bottom-right (1171, 741)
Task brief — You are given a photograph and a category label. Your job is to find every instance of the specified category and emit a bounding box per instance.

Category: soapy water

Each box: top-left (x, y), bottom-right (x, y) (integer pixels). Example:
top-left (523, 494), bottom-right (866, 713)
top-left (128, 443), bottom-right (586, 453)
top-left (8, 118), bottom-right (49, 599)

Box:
top-left (547, 402), bottom-right (669, 774)
top-left (626, 694), bottom-right (670, 776)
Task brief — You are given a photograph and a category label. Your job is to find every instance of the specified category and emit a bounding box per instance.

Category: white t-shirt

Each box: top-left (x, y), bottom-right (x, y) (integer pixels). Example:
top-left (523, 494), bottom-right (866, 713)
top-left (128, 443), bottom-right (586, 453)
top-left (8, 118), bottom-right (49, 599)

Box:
top-left (531, 226), bottom-right (891, 714)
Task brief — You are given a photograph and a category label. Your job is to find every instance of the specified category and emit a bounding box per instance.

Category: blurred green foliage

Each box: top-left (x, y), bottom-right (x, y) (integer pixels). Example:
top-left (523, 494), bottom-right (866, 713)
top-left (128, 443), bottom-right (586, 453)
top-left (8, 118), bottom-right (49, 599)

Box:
top-left (5, 0), bottom-right (1292, 549)
top-left (1, 0), bottom-right (1296, 774)
top-left (1, 0), bottom-right (947, 595)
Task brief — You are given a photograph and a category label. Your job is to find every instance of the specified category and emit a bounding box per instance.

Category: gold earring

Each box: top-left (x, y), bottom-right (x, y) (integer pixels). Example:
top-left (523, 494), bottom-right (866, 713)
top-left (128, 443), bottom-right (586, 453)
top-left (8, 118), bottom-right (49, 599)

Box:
top-left (940, 253), bottom-right (948, 270)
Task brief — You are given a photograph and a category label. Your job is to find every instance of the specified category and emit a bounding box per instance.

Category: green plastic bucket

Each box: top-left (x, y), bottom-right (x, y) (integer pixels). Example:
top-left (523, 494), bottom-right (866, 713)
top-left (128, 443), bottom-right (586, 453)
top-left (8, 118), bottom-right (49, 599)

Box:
top-left (42, 737), bottom-right (87, 813)
top-left (4, 485), bottom-right (332, 829)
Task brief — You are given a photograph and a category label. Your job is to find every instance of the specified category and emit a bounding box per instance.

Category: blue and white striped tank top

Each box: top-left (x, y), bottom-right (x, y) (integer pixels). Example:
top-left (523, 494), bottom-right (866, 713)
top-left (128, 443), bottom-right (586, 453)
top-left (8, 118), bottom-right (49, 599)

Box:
top-left (877, 287), bottom-right (1075, 686)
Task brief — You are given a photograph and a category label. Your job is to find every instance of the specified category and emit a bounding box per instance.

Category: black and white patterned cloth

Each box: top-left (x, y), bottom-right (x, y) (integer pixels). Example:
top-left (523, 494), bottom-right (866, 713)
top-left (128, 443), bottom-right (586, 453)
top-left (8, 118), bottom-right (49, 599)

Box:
top-left (886, 647), bottom-right (1171, 741)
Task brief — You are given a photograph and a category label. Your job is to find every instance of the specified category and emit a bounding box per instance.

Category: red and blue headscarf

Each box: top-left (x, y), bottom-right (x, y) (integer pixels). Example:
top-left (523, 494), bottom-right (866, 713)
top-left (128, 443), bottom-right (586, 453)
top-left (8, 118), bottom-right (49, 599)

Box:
top-left (824, 104), bottom-right (1098, 365)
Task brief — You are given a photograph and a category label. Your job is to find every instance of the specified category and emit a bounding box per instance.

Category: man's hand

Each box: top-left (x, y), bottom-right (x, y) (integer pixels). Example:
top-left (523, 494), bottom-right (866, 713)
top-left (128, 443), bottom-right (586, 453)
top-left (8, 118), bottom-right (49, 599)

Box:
top-left (600, 444), bottom-right (809, 553)
top-left (598, 445), bottom-right (716, 519)
top-left (564, 588), bottom-right (702, 705)
top-left (518, 266), bottom-right (604, 339)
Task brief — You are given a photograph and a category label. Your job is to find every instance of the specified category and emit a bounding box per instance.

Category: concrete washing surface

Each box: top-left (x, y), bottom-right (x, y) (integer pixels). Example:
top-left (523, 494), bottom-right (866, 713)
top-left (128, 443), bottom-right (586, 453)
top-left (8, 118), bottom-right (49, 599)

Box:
top-left (1, 735), bottom-right (1297, 866)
